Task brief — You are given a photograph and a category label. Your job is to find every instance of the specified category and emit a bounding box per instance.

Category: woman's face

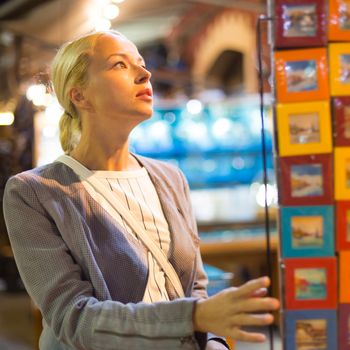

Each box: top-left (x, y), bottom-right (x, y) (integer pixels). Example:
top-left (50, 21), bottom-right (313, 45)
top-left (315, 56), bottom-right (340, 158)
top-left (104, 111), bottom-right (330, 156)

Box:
top-left (82, 33), bottom-right (153, 123)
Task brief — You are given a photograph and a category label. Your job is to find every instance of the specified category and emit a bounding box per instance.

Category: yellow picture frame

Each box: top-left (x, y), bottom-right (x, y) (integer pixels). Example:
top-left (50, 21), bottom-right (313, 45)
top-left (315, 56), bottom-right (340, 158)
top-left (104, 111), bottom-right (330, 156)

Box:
top-left (335, 147), bottom-right (350, 199)
top-left (329, 43), bottom-right (350, 96)
top-left (276, 101), bottom-right (333, 156)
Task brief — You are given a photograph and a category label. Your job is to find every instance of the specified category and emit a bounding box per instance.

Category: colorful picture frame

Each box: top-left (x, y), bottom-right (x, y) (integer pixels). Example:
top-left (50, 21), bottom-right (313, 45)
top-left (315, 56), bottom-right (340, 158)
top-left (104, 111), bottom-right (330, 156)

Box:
top-left (274, 0), bottom-right (327, 48)
top-left (276, 101), bottom-right (333, 156)
top-left (336, 201), bottom-right (350, 250)
top-left (274, 48), bottom-right (329, 103)
top-left (335, 147), bottom-right (350, 199)
top-left (332, 97), bottom-right (350, 146)
top-left (329, 43), bottom-right (350, 96)
top-left (281, 205), bottom-right (334, 258)
top-left (339, 304), bottom-right (350, 350)
top-left (329, 0), bottom-right (350, 41)
top-left (278, 154), bottom-right (333, 205)
top-left (340, 251), bottom-right (350, 303)
top-left (284, 309), bottom-right (337, 350)
top-left (284, 257), bottom-right (337, 309)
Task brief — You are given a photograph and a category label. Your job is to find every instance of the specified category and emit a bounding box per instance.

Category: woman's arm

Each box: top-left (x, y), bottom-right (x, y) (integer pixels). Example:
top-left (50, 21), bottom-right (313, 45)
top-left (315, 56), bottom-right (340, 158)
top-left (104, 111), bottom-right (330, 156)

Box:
top-left (3, 174), bottom-right (199, 350)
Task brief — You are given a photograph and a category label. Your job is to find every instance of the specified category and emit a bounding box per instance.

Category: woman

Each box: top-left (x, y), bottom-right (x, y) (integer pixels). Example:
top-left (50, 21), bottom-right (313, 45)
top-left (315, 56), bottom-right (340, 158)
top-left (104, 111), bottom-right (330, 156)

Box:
top-left (3, 30), bottom-right (279, 350)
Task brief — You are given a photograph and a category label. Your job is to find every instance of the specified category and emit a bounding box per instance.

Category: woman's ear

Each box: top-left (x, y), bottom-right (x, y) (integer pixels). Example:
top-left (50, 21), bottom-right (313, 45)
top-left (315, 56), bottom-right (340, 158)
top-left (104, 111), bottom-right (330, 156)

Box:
top-left (69, 87), bottom-right (92, 111)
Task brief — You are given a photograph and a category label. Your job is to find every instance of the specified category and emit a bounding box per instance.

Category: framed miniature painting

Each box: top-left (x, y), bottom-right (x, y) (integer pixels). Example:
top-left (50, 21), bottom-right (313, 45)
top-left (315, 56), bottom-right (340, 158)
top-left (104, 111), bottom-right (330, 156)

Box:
top-left (276, 101), bottom-right (332, 156)
top-left (339, 304), bottom-right (350, 350)
top-left (278, 154), bottom-right (333, 205)
top-left (329, 0), bottom-right (350, 41)
top-left (336, 201), bottom-right (350, 250)
top-left (281, 205), bottom-right (334, 258)
top-left (274, 0), bottom-right (327, 48)
top-left (329, 43), bottom-right (350, 96)
top-left (339, 251), bottom-right (350, 303)
top-left (332, 97), bottom-right (350, 146)
top-left (284, 257), bottom-right (337, 309)
top-left (274, 48), bottom-right (329, 103)
top-left (334, 147), bottom-right (350, 199)
top-left (284, 309), bottom-right (337, 350)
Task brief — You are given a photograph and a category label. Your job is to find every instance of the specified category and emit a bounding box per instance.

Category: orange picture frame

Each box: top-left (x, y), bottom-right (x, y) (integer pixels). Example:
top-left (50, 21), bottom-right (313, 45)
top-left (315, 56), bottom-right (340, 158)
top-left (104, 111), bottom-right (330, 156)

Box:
top-left (334, 147), bottom-right (350, 199)
top-left (274, 48), bottom-right (329, 103)
top-left (329, 43), bottom-right (350, 96)
top-left (329, 0), bottom-right (350, 41)
top-left (340, 251), bottom-right (350, 303)
top-left (276, 101), bottom-right (333, 156)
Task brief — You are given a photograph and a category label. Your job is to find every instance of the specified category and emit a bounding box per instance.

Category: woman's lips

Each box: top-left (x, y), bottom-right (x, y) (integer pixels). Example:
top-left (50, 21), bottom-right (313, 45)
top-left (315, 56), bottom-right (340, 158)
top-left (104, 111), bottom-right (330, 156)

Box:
top-left (136, 88), bottom-right (153, 101)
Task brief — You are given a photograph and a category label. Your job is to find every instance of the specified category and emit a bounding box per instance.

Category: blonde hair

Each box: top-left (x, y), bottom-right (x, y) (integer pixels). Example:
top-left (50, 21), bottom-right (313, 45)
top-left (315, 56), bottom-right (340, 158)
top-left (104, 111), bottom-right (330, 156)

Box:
top-left (51, 30), bottom-right (123, 154)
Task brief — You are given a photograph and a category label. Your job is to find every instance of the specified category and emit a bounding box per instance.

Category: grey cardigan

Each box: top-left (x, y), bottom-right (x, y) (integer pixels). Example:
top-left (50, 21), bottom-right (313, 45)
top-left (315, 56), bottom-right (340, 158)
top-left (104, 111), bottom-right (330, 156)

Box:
top-left (3, 155), bottom-right (210, 350)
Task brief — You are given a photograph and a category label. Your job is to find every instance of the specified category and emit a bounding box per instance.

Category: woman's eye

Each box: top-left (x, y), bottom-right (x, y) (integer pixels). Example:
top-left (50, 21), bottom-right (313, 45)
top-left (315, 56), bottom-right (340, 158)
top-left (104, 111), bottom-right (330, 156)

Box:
top-left (113, 61), bottom-right (126, 68)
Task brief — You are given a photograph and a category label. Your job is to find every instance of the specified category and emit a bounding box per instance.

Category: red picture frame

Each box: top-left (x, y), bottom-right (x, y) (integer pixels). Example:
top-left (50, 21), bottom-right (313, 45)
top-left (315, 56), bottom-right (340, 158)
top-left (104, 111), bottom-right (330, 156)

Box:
top-left (339, 304), bottom-right (350, 350)
top-left (332, 97), bottom-right (350, 146)
top-left (274, 0), bottom-right (327, 48)
top-left (278, 154), bottom-right (333, 205)
top-left (284, 257), bottom-right (337, 309)
top-left (336, 201), bottom-right (350, 250)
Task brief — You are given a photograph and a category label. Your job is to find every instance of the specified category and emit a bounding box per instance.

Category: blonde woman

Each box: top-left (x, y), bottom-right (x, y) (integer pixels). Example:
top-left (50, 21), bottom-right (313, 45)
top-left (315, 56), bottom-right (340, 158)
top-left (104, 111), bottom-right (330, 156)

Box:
top-left (3, 30), bottom-right (279, 350)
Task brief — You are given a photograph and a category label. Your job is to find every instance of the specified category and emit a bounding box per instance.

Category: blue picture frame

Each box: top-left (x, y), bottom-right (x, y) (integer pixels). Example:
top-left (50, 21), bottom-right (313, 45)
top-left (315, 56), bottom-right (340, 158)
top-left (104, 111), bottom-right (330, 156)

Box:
top-left (285, 309), bottom-right (337, 350)
top-left (281, 205), bottom-right (334, 258)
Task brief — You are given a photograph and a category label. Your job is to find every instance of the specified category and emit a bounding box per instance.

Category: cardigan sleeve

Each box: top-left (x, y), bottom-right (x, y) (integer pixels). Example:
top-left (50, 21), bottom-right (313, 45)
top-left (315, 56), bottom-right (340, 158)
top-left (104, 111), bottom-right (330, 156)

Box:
top-left (3, 174), bottom-right (200, 350)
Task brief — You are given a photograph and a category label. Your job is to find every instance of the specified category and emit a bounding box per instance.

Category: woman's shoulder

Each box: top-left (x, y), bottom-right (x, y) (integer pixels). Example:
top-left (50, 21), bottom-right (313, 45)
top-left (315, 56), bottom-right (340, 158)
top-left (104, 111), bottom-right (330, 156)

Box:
top-left (5, 161), bottom-right (80, 198)
top-left (8, 161), bottom-right (76, 183)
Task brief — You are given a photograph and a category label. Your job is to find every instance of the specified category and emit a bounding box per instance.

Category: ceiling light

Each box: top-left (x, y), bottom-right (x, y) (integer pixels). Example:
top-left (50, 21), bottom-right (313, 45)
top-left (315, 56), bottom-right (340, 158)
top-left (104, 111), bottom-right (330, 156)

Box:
top-left (0, 112), bottom-right (14, 126)
top-left (103, 4), bottom-right (120, 20)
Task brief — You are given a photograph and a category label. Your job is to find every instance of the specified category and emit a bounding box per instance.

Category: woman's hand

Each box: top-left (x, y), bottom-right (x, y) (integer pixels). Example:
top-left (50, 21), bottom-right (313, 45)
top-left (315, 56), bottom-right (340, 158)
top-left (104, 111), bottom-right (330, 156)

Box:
top-left (193, 277), bottom-right (279, 342)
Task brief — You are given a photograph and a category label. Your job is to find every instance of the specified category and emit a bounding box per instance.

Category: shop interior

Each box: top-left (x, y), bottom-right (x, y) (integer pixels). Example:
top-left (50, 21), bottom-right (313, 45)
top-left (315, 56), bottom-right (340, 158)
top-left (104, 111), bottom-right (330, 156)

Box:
top-left (0, 0), bottom-right (280, 349)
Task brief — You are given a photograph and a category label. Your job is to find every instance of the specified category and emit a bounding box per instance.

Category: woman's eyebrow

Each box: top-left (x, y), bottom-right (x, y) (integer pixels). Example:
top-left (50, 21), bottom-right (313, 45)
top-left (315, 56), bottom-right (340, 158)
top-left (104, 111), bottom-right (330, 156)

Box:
top-left (106, 53), bottom-right (145, 65)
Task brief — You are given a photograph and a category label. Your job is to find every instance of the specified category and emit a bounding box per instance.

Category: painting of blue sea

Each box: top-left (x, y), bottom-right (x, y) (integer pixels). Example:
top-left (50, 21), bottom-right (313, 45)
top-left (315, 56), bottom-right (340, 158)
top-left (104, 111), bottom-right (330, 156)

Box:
top-left (286, 60), bottom-right (318, 92)
top-left (295, 268), bottom-right (327, 300)
top-left (291, 164), bottom-right (323, 197)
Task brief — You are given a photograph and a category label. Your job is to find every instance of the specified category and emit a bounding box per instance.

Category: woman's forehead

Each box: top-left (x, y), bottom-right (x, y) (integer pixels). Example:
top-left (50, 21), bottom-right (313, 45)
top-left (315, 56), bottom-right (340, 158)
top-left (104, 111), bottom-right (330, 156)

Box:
top-left (92, 34), bottom-right (140, 62)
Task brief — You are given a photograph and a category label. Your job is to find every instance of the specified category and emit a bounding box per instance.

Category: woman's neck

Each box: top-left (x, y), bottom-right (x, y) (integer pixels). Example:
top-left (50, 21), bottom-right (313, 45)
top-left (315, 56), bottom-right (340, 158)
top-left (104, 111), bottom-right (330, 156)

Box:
top-left (69, 137), bottom-right (141, 171)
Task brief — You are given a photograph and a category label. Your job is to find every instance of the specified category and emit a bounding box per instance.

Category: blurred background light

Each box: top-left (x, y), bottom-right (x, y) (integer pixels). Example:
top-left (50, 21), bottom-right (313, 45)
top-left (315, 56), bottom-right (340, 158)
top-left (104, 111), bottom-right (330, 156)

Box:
top-left (186, 99), bottom-right (203, 115)
top-left (0, 112), bottom-right (14, 126)
top-left (94, 18), bottom-right (112, 31)
top-left (103, 4), bottom-right (120, 20)
top-left (26, 84), bottom-right (46, 102)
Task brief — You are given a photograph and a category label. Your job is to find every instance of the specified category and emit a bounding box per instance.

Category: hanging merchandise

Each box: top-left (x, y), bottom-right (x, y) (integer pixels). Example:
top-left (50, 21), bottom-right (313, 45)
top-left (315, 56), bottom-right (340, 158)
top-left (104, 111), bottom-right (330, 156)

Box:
top-left (274, 0), bottom-right (327, 48)
top-left (278, 154), bottom-right (333, 206)
top-left (255, 0), bottom-right (350, 347)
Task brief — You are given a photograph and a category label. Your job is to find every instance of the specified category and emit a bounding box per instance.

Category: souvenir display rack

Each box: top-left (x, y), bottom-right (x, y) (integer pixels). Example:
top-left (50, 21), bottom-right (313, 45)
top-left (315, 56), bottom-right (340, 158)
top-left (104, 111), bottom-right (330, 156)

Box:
top-left (271, 0), bottom-right (350, 348)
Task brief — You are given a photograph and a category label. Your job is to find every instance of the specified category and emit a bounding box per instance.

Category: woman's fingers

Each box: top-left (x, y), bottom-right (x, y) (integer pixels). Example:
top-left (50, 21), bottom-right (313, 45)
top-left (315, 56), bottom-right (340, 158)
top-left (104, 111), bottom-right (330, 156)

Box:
top-left (231, 329), bottom-right (267, 343)
top-left (234, 297), bottom-right (280, 313)
top-left (231, 313), bottom-right (274, 326)
top-left (231, 277), bottom-right (270, 299)
top-left (249, 287), bottom-right (268, 298)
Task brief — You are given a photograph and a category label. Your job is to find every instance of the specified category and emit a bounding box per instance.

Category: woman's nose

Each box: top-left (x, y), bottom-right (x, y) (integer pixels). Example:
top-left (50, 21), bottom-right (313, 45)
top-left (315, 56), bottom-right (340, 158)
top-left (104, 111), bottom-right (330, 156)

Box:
top-left (135, 67), bottom-right (151, 84)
